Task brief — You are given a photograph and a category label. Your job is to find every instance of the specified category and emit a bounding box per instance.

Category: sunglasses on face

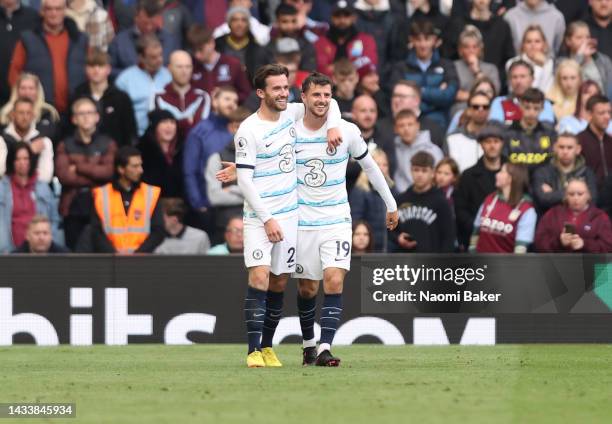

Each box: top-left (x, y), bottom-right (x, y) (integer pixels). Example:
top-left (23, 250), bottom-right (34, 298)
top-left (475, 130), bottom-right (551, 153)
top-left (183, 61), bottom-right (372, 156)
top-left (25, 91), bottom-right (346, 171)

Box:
top-left (469, 103), bottom-right (490, 110)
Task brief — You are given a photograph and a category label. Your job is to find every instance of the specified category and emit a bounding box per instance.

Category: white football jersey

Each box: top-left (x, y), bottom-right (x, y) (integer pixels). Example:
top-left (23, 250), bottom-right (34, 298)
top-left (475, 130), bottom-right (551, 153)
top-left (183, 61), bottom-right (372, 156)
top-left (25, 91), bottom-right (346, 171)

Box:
top-left (234, 103), bottom-right (305, 225)
top-left (295, 119), bottom-right (368, 230)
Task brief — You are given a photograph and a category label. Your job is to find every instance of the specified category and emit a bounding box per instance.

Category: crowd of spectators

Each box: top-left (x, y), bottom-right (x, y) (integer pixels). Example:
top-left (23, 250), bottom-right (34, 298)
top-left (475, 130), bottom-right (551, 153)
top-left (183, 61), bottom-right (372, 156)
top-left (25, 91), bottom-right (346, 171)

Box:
top-left (1, 0), bottom-right (612, 255)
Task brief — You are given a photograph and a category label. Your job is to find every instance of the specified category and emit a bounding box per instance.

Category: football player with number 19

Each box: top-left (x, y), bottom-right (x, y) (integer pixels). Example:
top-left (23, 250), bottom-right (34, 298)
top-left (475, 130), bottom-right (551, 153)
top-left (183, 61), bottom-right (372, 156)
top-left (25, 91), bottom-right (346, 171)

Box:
top-left (234, 64), bottom-right (343, 368)
top-left (294, 73), bottom-right (398, 366)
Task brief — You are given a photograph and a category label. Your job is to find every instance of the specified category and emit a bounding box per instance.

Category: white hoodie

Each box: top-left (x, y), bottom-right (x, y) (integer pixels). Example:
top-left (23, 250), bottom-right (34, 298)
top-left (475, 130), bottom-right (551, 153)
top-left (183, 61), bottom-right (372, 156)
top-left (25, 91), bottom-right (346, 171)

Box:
top-left (0, 123), bottom-right (54, 183)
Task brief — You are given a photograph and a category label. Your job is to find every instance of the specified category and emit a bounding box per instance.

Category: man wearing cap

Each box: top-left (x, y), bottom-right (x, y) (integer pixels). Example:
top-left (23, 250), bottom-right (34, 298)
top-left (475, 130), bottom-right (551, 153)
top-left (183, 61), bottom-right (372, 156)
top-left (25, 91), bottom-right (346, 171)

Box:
top-left (453, 122), bottom-right (506, 250)
top-left (314, 0), bottom-right (378, 76)
top-left (264, 3), bottom-right (317, 72)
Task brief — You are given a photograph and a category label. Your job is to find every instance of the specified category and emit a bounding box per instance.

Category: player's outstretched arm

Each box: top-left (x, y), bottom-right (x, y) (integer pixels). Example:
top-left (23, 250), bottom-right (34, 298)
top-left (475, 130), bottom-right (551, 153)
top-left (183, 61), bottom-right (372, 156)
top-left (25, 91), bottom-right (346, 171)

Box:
top-left (356, 153), bottom-right (399, 230)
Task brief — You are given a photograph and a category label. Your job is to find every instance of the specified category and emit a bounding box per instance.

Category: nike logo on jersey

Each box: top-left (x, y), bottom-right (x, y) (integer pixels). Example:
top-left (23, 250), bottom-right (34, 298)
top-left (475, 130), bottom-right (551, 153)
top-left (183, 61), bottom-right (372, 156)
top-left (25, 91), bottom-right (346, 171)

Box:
top-left (254, 313), bottom-right (264, 317)
top-left (287, 263), bottom-right (295, 267)
top-left (329, 311), bottom-right (341, 315)
top-left (265, 142), bottom-right (274, 148)
top-left (295, 150), bottom-right (303, 154)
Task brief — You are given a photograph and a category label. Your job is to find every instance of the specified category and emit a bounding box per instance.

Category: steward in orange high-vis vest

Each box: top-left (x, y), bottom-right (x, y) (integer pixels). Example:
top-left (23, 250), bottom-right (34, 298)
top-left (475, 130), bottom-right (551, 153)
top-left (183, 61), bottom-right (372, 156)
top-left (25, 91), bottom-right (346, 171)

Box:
top-left (93, 182), bottom-right (161, 253)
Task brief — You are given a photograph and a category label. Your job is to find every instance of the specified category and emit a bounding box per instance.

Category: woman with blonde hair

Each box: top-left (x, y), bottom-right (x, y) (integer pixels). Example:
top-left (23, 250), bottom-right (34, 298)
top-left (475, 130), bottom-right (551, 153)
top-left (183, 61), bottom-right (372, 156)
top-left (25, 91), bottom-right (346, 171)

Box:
top-left (547, 59), bottom-right (582, 121)
top-left (0, 73), bottom-right (60, 139)
top-left (505, 25), bottom-right (555, 93)
top-left (349, 148), bottom-right (397, 252)
top-left (535, 178), bottom-right (612, 253)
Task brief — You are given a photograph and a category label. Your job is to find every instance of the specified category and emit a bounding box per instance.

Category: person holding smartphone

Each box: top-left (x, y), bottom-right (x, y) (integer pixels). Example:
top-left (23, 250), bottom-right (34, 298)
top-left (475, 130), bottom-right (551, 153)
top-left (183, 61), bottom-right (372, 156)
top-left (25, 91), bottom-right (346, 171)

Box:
top-left (535, 178), bottom-right (612, 252)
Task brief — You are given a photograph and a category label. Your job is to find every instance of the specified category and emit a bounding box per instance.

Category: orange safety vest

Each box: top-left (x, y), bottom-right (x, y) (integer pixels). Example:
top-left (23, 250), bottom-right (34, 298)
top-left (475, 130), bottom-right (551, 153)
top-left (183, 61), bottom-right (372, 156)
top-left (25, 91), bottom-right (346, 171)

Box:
top-left (93, 182), bottom-right (161, 253)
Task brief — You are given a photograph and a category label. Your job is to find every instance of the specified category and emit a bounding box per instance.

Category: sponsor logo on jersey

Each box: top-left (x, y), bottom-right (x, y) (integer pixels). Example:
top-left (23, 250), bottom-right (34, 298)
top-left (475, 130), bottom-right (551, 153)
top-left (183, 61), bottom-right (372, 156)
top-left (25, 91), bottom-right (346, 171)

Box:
top-left (326, 145), bottom-right (337, 156)
top-left (236, 137), bottom-right (247, 150)
top-left (481, 217), bottom-right (514, 234)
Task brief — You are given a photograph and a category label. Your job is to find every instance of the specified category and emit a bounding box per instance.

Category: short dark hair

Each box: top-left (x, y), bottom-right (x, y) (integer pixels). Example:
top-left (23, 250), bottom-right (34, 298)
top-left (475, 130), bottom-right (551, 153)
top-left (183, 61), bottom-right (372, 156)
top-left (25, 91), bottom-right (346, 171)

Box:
top-left (394, 108), bottom-right (418, 123)
top-left (13, 97), bottom-right (34, 111)
top-left (71, 96), bottom-right (98, 114)
top-left (586, 94), bottom-right (610, 112)
top-left (187, 24), bottom-right (214, 49)
top-left (408, 20), bottom-right (439, 38)
top-left (213, 85), bottom-right (238, 98)
top-left (253, 64), bottom-right (289, 90)
top-left (393, 80), bottom-right (421, 98)
top-left (136, 34), bottom-right (161, 57)
top-left (411, 151), bottom-right (435, 168)
top-left (275, 3), bottom-right (297, 18)
top-left (508, 59), bottom-right (534, 77)
top-left (333, 58), bottom-right (356, 77)
top-left (6, 141), bottom-right (35, 177)
top-left (301, 71), bottom-right (333, 93)
top-left (520, 87), bottom-right (545, 105)
top-left (228, 106), bottom-right (252, 123)
top-left (557, 132), bottom-right (579, 143)
top-left (86, 48), bottom-right (110, 66)
top-left (162, 198), bottom-right (186, 222)
top-left (137, 0), bottom-right (163, 16)
top-left (115, 146), bottom-right (141, 171)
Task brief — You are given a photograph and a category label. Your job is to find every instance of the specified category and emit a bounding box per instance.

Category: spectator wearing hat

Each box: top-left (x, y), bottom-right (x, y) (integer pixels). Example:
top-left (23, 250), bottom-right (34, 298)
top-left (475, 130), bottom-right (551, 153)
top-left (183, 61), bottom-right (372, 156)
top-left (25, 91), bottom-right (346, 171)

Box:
top-left (453, 122), bottom-right (506, 250)
top-left (138, 109), bottom-right (184, 198)
top-left (213, 0), bottom-right (270, 46)
top-left (154, 197), bottom-right (210, 254)
top-left (54, 96), bottom-right (116, 249)
top-left (264, 3), bottom-right (317, 72)
top-left (155, 50), bottom-right (211, 139)
top-left (108, 0), bottom-right (179, 77)
top-left (314, 0), bottom-right (378, 76)
top-left (355, 56), bottom-right (387, 119)
top-left (188, 24), bottom-right (251, 104)
top-left (388, 19), bottom-right (458, 129)
top-left (215, 6), bottom-right (265, 83)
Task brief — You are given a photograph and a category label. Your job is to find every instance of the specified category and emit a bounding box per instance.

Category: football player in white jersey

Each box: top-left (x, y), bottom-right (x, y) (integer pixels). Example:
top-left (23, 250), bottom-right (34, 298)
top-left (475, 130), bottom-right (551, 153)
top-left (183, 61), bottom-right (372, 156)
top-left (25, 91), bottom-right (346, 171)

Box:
top-left (293, 73), bottom-right (398, 366)
top-left (235, 64), bottom-right (343, 368)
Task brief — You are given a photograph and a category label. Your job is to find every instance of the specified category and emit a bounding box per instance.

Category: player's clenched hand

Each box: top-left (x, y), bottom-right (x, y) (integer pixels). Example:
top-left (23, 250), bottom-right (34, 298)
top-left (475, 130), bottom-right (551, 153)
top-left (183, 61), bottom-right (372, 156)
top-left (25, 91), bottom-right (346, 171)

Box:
top-left (264, 218), bottom-right (284, 243)
top-left (326, 127), bottom-right (342, 148)
top-left (386, 210), bottom-right (399, 230)
top-left (216, 161), bottom-right (237, 183)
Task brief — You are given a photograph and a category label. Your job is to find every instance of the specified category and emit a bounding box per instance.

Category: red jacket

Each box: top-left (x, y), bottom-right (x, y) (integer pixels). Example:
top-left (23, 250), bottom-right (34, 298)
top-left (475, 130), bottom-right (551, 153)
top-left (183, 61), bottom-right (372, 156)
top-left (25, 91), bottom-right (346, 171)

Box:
top-left (155, 83), bottom-right (211, 138)
top-left (191, 54), bottom-right (251, 103)
top-left (314, 32), bottom-right (378, 76)
top-left (535, 204), bottom-right (612, 253)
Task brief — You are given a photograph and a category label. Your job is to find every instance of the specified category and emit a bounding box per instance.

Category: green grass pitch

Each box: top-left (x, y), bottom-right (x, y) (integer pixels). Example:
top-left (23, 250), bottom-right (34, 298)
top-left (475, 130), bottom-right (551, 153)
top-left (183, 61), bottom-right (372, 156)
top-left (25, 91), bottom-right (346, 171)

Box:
top-left (2, 344), bottom-right (612, 424)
